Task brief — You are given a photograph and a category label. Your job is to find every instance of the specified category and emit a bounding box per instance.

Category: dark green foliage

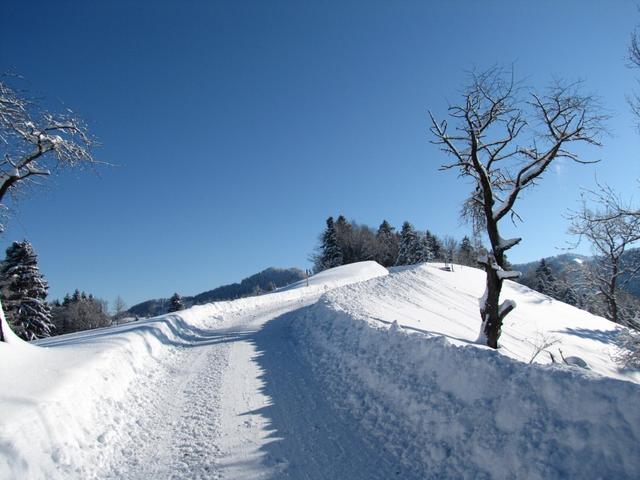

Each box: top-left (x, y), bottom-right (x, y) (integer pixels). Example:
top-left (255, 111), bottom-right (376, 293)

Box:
top-left (50, 290), bottom-right (111, 335)
top-left (425, 231), bottom-right (442, 261)
top-left (0, 240), bottom-right (53, 340)
top-left (560, 284), bottom-right (580, 307)
top-left (396, 222), bottom-right (422, 266)
top-left (313, 216), bottom-right (464, 270)
top-left (168, 293), bottom-right (184, 313)
top-left (458, 236), bottom-right (476, 266)
top-left (320, 217), bottom-right (344, 270)
top-left (375, 220), bottom-right (400, 267)
top-left (535, 259), bottom-right (558, 297)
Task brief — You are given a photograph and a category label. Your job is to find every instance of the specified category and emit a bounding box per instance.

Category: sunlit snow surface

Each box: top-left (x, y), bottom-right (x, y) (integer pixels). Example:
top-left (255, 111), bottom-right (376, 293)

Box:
top-left (0, 261), bottom-right (638, 479)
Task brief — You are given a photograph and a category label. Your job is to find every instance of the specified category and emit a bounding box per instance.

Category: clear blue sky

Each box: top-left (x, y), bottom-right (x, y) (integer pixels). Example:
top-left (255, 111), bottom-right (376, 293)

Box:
top-left (1, 1), bottom-right (639, 307)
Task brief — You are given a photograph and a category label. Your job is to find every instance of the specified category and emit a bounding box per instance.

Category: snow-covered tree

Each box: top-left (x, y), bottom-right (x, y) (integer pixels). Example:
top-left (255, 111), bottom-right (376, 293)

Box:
top-left (320, 217), bottom-right (344, 270)
top-left (0, 240), bottom-right (53, 340)
top-left (375, 220), bottom-right (400, 267)
top-left (535, 259), bottom-right (558, 297)
top-left (568, 194), bottom-right (640, 325)
top-left (418, 234), bottom-right (433, 263)
top-left (51, 291), bottom-right (111, 335)
top-left (0, 76), bottom-right (99, 342)
top-left (559, 283), bottom-right (580, 307)
top-left (396, 222), bottom-right (422, 266)
top-left (0, 78), bottom-right (98, 230)
top-left (458, 236), bottom-right (476, 266)
top-left (430, 67), bottom-right (605, 348)
top-left (168, 293), bottom-right (184, 313)
top-left (425, 231), bottom-right (442, 261)
top-left (617, 328), bottom-right (640, 368)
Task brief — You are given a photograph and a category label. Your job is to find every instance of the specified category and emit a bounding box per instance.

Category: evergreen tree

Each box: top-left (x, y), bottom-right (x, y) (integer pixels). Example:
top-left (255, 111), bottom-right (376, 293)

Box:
top-left (425, 231), bottom-right (442, 260)
top-left (168, 293), bottom-right (184, 313)
top-left (419, 234), bottom-right (433, 263)
top-left (535, 259), bottom-right (558, 297)
top-left (0, 240), bottom-right (54, 340)
top-left (560, 283), bottom-right (580, 307)
top-left (51, 291), bottom-right (111, 335)
top-left (396, 222), bottom-right (422, 266)
top-left (334, 215), bottom-right (355, 264)
top-left (320, 217), bottom-right (343, 270)
top-left (458, 236), bottom-right (476, 266)
top-left (375, 220), bottom-right (399, 267)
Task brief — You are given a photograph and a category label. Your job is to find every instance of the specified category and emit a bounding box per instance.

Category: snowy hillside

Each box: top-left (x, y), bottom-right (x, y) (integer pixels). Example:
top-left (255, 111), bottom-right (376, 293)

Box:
top-left (0, 261), bottom-right (638, 479)
top-left (294, 264), bottom-right (639, 478)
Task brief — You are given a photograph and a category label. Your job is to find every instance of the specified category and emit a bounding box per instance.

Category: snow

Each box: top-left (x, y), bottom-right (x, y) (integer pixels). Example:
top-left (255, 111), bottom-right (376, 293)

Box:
top-left (0, 261), bottom-right (387, 479)
top-left (0, 261), bottom-right (638, 479)
top-left (292, 263), bottom-right (640, 478)
top-left (497, 269), bottom-right (521, 280)
top-left (280, 260), bottom-right (388, 291)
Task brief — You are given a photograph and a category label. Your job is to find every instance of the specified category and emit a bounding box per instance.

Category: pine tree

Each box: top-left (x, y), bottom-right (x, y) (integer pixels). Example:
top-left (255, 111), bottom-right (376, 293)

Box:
top-left (458, 236), bottom-right (476, 266)
top-left (168, 293), bottom-right (184, 313)
top-left (419, 234), bottom-right (433, 263)
top-left (396, 222), bottom-right (422, 266)
top-left (375, 220), bottom-right (399, 267)
top-left (0, 240), bottom-right (54, 340)
top-left (51, 290), bottom-right (111, 335)
top-left (560, 283), bottom-right (580, 307)
top-left (334, 215), bottom-right (354, 264)
top-left (320, 217), bottom-right (343, 270)
top-left (535, 259), bottom-right (557, 297)
top-left (425, 231), bottom-right (442, 260)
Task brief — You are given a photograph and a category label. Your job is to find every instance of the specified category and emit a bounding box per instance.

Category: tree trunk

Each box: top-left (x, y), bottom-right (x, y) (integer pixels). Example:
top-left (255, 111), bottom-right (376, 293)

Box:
top-left (0, 298), bottom-right (6, 342)
top-left (481, 257), bottom-right (502, 348)
top-left (609, 262), bottom-right (619, 324)
top-left (479, 254), bottom-right (515, 349)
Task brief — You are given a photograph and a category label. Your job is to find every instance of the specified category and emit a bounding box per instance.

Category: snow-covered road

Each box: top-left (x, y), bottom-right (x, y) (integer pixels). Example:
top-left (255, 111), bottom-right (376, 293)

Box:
top-left (102, 299), bottom-right (404, 479)
top-left (2, 261), bottom-right (638, 479)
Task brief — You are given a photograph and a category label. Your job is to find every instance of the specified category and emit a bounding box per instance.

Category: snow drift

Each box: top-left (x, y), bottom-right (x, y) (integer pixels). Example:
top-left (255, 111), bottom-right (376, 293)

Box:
top-left (1, 259), bottom-right (638, 479)
top-left (0, 262), bottom-right (387, 479)
top-left (293, 263), bottom-right (640, 479)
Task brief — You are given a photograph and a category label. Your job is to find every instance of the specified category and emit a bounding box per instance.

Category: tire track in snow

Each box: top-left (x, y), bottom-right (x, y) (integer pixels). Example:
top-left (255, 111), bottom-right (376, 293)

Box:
top-left (103, 296), bottom-right (404, 479)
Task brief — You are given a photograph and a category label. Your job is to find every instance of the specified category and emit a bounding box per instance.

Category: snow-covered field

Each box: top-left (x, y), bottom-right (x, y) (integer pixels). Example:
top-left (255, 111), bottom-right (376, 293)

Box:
top-left (0, 261), bottom-right (638, 479)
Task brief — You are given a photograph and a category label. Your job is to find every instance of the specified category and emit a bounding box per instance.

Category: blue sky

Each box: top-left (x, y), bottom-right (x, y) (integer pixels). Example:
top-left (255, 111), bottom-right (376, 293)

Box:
top-left (1, 0), bottom-right (639, 307)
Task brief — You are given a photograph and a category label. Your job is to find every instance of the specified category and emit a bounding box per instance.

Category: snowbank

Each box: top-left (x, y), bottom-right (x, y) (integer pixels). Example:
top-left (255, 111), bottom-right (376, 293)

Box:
top-left (292, 263), bottom-right (640, 479)
top-left (0, 261), bottom-right (388, 479)
top-left (281, 261), bottom-right (388, 291)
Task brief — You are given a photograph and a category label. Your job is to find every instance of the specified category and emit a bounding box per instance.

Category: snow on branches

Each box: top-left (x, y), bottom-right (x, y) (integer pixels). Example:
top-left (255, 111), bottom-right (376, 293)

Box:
top-left (0, 76), bottom-right (100, 231)
top-left (430, 67), bottom-right (605, 348)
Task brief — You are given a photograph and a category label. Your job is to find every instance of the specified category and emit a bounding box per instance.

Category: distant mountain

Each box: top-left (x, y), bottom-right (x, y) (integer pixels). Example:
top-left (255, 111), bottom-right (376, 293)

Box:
top-left (513, 249), bottom-right (640, 298)
top-left (127, 267), bottom-right (306, 318)
top-left (192, 267), bottom-right (306, 304)
top-left (513, 253), bottom-right (589, 289)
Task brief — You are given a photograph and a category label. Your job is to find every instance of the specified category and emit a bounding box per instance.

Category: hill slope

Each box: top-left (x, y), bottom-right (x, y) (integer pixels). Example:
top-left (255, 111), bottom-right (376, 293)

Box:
top-left (0, 261), bottom-right (637, 479)
top-left (127, 267), bottom-right (306, 317)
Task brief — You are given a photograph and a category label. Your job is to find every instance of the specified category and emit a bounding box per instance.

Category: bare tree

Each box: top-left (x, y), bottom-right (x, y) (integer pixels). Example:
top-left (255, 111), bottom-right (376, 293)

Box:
top-left (0, 76), bottom-right (99, 342)
top-left (429, 68), bottom-right (605, 348)
top-left (628, 26), bottom-right (640, 126)
top-left (442, 235), bottom-right (459, 264)
top-left (113, 295), bottom-right (127, 318)
top-left (568, 188), bottom-right (640, 325)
